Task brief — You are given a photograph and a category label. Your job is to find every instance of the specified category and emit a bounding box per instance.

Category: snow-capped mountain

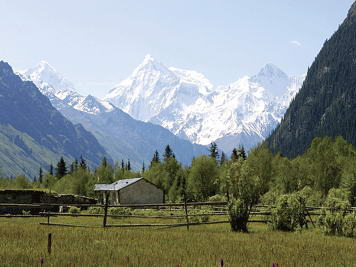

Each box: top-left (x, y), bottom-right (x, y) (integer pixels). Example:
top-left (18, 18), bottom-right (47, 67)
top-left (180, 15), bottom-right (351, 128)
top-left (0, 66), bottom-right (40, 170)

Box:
top-left (20, 61), bottom-right (208, 167)
top-left (105, 55), bottom-right (305, 152)
top-left (20, 61), bottom-right (115, 115)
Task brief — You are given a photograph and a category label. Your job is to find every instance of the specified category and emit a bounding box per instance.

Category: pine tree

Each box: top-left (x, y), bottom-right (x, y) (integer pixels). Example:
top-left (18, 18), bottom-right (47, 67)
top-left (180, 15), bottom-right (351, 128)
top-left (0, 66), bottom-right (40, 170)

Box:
top-left (220, 152), bottom-right (226, 166)
top-left (79, 156), bottom-right (87, 170)
top-left (39, 167), bottom-right (43, 184)
top-left (101, 157), bottom-right (108, 168)
top-left (121, 160), bottom-right (125, 170)
top-left (163, 145), bottom-right (175, 161)
top-left (142, 161), bottom-right (145, 173)
top-left (209, 142), bottom-right (219, 162)
top-left (49, 164), bottom-right (54, 176)
top-left (56, 157), bottom-right (67, 179)
top-left (150, 150), bottom-right (160, 167)
top-left (127, 159), bottom-right (131, 171)
top-left (237, 146), bottom-right (247, 160)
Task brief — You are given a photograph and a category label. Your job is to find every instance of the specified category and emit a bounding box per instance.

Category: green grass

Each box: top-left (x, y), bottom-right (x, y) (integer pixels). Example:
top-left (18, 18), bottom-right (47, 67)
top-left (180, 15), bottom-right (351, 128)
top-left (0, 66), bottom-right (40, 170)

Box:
top-left (0, 217), bottom-right (355, 267)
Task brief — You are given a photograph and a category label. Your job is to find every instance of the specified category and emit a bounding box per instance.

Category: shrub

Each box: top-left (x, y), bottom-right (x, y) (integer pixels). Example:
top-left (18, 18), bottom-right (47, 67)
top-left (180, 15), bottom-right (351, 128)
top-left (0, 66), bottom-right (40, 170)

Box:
top-left (318, 188), bottom-right (354, 237)
top-left (342, 213), bottom-right (356, 238)
top-left (21, 210), bottom-right (31, 216)
top-left (108, 207), bottom-right (132, 216)
top-left (269, 192), bottom-right (307, 231)
top-left (208, 194), bottom-right (227, 202)
top-left (68, 206), bottom-right (81, 214)
top-left (87, 206), bottom-right (104, 214)
top-left (228, 198), bottom-right (249, 232)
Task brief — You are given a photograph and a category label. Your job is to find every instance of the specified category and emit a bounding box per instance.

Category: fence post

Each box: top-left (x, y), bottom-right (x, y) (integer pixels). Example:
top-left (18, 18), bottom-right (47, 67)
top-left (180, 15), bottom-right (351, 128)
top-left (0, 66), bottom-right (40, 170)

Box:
top-left (103, 192), bottom-right (109, 228)
top-left (48, 233), bottom-right (52, 255)
top-left (184, 195), bottom-right (190, 231)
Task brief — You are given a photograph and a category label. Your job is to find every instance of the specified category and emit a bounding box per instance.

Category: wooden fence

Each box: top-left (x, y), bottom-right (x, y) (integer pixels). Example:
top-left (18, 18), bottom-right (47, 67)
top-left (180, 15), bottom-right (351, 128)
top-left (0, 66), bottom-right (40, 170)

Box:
top-left (0, 201), bottom-right (355, 230)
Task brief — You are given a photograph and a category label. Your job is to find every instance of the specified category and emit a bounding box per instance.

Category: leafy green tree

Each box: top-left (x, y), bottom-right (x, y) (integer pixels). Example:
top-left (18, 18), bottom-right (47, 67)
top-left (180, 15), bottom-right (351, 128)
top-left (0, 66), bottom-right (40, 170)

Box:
top-left (95, 158), bottom-right (114, 184)
top-left (187, 155), bottom-right (218, 200)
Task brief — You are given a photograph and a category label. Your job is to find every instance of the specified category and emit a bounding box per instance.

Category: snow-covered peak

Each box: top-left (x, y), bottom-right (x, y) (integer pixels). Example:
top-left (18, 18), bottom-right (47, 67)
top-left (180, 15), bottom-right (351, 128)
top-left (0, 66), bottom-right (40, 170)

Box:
top-left (21, 60), bottom-right (75, 94)
top-left (105, 58), bottom-right (305, 150)
top-left (20, 61), bottom-right (116, 115)
top-left (251, 64), bottom-right (290, 97)
top-left (169, 67), bottom-right (213, 94)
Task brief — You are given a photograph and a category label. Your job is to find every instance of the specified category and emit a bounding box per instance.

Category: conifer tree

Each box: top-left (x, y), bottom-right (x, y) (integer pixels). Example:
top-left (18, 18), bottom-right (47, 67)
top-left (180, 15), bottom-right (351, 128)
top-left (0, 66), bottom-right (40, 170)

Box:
top-left (237, 146), bottom-right (247, 160)
top-left (56, 157), bottom-right (67, 179)
top-left (127, 159), bottom-right (131, 171)
top-left (39, 167), bottom-right (43, 184)
top-left (142, 161), bottom-right (145, 173)
top-left (150, 150), bottom-right (160, 167)
top-left (49, 164), bottom-right (54, 176)
top-left (163, 145), bottom-right (175, 161)
top-left (79, 156), bottom-right (87, 170)
top-left (209, 142), bottom-right (219, 162)
top-left (121, 160), bottom-right (125, 170)
top-left (220, 152), bottom-right (226, 166)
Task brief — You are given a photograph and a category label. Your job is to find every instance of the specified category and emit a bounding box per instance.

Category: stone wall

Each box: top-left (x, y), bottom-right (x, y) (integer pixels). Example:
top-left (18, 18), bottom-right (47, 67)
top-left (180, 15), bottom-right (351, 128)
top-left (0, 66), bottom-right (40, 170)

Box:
top-left (0, 190), bottom-right (97, 214)
top-left (119, 179), bottom-right (164, 204)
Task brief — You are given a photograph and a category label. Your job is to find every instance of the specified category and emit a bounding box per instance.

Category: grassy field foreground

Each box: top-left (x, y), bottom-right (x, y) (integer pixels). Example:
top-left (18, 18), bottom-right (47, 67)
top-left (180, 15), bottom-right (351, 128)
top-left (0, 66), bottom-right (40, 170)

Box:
top-left (0, 217), bottom-right (355, 266)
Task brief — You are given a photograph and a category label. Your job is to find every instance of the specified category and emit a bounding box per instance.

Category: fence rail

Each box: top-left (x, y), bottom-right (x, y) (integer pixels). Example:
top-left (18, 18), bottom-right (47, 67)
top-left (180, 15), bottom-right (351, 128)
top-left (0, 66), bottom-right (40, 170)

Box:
top-left (1, 201), bottom-right (355, 229)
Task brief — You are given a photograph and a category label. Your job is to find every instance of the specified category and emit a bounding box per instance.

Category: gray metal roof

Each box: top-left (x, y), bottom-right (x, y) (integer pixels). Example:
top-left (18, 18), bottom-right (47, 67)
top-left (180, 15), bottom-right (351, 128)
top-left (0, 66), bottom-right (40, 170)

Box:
top-left (94, 177), bottom-right (142, 191)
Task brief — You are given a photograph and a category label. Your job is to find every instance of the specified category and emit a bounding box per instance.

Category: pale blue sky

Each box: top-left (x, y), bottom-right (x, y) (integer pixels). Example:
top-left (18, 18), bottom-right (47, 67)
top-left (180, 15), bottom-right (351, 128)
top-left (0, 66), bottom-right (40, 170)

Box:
top-left (0, 0), bottom-right (354, 97)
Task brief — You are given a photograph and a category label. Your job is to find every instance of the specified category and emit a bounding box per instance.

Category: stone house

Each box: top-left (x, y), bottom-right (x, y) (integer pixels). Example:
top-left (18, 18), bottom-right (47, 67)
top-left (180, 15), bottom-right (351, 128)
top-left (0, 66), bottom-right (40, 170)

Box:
top-left (94, 177), bottom-right (164, 205)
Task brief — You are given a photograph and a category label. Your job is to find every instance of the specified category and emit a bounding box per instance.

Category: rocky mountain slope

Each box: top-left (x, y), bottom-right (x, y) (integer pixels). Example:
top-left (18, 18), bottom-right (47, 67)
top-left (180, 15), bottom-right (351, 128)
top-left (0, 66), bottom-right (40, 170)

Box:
top-left (0, 61), bottom-right (109, 177)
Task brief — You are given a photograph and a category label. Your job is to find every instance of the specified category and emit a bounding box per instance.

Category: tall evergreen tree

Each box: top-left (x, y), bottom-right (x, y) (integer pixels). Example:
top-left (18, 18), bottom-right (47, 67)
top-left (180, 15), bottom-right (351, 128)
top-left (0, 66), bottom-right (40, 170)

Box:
top-left (79, 156), bottom-right (87, 170)
top-left (231, 148), bottom-right (238, 161)
top-left (163, 145), bottom-right (175, 161)
top-left (142, 161), bottom-right (145, 173)
top-left (39, 167), bottom-right (43, 184)
top-left (237, 146), bottom-right (247, 160)
top-left (220, 152), bottom-right (226, 166)
top-left (150, 150), bottom-right (160, 167)
top-left (209, 142), bottom-right (219, 162)
top-left (127, 159), bottom-right (131, 171)
top-left (49, 164), bottom-right (54, 176)
top-left (121, 160), bottom-right (125, 170)
top-left (56, 157), bottom-right (67, 179)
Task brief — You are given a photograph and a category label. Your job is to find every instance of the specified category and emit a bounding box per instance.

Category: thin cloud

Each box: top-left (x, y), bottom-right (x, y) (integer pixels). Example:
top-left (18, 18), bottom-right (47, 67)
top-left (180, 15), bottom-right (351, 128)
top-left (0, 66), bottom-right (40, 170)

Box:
top-left (289, 40), bottom-right (302, 46)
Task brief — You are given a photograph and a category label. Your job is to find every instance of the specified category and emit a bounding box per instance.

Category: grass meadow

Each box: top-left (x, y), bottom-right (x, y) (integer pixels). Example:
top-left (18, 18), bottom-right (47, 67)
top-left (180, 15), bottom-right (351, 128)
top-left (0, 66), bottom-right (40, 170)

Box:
top-left (0, 216), bottom-right (355, 267)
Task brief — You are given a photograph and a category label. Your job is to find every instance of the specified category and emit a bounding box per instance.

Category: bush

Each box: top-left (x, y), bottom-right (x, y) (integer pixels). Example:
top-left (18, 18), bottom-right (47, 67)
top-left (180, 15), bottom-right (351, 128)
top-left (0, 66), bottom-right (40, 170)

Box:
top-left (318, 189), bottom-right (354, 237)
top-left (87, 206), bottom-right (104, 214)
top-left (108, 207), bottom-right (132, 216)
top-left (269, 192), bottom-right (307, 232)
top-left (21, 210), bottom-right (31, 216)
top-left (208, 194), bottom-right (227, 202)
top-left (342, 213), bottom-right (356, 238)
top-left (228, 198), bottom-right (249, 232)
top-left (68, 206), bottom-right (81, 214)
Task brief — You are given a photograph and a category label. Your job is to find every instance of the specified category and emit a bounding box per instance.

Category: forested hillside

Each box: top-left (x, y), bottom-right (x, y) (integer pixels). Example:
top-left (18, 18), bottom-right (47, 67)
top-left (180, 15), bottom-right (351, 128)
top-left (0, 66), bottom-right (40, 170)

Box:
top-left (266, 2), bottom-right (356, 157)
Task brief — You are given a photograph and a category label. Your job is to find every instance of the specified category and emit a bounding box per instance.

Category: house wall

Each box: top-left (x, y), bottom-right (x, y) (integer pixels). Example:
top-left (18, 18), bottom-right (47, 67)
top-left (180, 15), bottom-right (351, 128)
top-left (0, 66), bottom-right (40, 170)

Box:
top-left (119, 179), bottom-right (164, 204)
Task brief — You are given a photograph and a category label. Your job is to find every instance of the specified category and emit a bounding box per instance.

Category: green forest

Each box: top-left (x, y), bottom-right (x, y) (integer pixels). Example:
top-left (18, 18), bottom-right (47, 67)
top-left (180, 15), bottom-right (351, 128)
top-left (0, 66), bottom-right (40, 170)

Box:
top-left (1, 136), bottom-right (355, 236)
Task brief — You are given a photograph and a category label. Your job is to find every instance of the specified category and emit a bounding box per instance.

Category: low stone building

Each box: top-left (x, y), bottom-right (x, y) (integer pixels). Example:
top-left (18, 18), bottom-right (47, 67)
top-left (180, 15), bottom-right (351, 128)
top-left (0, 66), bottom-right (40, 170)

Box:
top-left (94, 178), bottom-right (164, 205)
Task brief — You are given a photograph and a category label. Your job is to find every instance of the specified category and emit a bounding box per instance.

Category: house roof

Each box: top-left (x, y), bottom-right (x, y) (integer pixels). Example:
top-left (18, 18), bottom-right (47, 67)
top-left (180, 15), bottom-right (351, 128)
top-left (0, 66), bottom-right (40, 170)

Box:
top-left (94, 178), bottom-right (142, 191)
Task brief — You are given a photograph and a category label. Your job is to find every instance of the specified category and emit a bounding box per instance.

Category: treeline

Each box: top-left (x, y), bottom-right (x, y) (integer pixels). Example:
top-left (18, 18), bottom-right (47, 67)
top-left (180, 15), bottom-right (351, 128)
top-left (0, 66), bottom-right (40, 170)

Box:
top-left (1, 136), bottom-right (355, 208)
